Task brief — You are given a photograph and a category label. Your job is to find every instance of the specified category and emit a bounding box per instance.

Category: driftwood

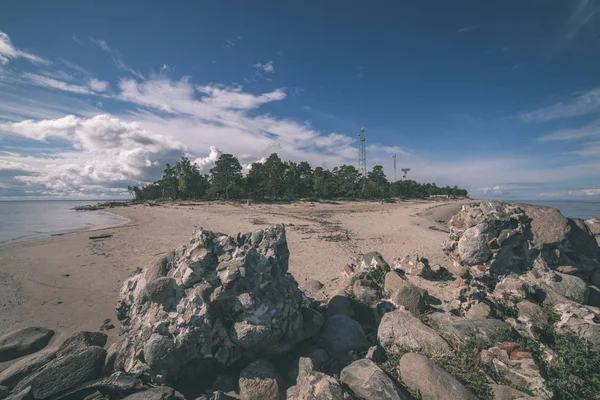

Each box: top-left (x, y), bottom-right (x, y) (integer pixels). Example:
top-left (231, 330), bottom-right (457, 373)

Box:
top-left (89, 234), bottom-right (113, 240)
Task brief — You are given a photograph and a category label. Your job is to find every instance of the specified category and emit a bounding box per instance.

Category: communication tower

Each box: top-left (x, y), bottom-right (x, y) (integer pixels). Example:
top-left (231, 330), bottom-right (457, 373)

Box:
top-left (392, 153), bottom-right (397, 182)
top-left (357, 128), bottom-right (367, 177)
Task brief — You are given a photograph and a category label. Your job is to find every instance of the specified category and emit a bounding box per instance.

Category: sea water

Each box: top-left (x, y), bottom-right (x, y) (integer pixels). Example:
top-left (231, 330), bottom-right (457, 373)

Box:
top-left (0, 200), bottom-right (130, 245)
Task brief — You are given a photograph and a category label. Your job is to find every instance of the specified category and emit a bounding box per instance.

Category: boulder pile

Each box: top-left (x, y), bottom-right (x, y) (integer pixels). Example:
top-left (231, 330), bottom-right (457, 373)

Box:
top-left (2, 203), bottom-right (599, 400)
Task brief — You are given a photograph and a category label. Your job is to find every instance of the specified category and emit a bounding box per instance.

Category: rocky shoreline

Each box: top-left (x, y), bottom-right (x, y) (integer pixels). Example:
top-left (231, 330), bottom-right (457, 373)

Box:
top-left (1, 200), bottom-right (598, 399)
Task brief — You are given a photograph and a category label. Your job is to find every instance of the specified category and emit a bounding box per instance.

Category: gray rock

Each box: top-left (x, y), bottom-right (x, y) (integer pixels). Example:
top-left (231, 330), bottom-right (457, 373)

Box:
top-left (567, 218), bottom-right (599, 258)
top-left (427, 313), bottom-right (510, 343)
top-left (352, 279), bottom-right (381, 304)
top-left (517, 204), bottom-right (570, 250)
top-left (465, 302), bottom-right (491, 320)
top-left (239, 359), bottom-right (283, 400)
top-left (211, 375), bottom-right (238, 394)
top-left (326, 295), bottom-right (354, 319)
top-left (366, 345), bottom-right (387, 363)
top-left (300, 308), bottom-right (324, 340)
top-left (389, 280), bottom-right (427, 315)
top-left (57, 331), bottom-right (107, 358)
top-left (393, 255), bottom-right (433, 279)
top-left (588, 285), bottom-right (600, 307)
top-left (14, 346), bottom-right (106, 399)
top-left (383, 271), bottom-right (405, 294)
top-left (593, 270), bottom-right (600, 287)
top-left (49, 373), bottom-right (147, 400)
top-left (0, 348), bottom-right (56, 389)
top-left (546, 272), bottom-right (588, 304)
top-left (517, 301), bottom-right (548, 327)
top-left (489, 384), bottom-right (538, 400)
top-left (4, 387), bottom-right (31, 400)
top-left (373, 300), bottom-right (395, 325)
top-left (287, 358), bottom-right (344, 400)
top-left (116, 225), bottom-right (313, 384)
top-left (0, 386), bottom-right (8, 400)
top-left (399, 353), bottom-right (478, 400)
top-left (103, 343), bottom-right (118, 375)
top-left (340, 359), bottom-right (406, 400)
top-left (585, 217), bottom-right (600, 236)
top-left (287, 346), bottom-right (330, 382)
top-left (0, 327), bottom-right (54, 362)
top-left (457, 223), bottom-right (495, 266)
top-left (318, 314), bottom-right (369, 357)
top-left (122, 386), bottom-right (176, 400)
top-left (377, 310), bottom-right (451, 357)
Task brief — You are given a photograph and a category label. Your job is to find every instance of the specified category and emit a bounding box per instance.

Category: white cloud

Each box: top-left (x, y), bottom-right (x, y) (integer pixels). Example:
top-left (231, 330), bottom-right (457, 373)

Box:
top-left (475, 185), bottom-right (510, 195)
top-left (458, 26), bottom-right (476, 33)
top-left (224, 36), bottom-right (243, 48)
top-left (0, 31), bottom-right (48, 65)
top-left (0, 114), bottom-right (186, 196)
top-left (519, 87), bottom-right (600, 122)
top-left (254, 61), bottom-right (275, 73)
top-left (538, 119), bottom-right (600, 141)
top-left (22, 73), bottom-right (93, 95)
top-left (90, 38), bottom-right (144, 80)
top-left (193, 146), bottom-right (222, 172)
top-left (88, 78), bottom-right (109, 92)
top-left (540, 188), bottom-right (600, 197)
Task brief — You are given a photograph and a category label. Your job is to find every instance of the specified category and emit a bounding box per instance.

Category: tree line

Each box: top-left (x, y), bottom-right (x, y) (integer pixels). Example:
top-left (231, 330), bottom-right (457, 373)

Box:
top-left (127, 153), bottom-right (468, 201)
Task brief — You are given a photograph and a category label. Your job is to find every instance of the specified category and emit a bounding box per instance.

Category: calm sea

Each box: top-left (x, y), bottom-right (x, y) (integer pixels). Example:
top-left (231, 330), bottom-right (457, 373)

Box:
top-left (510, 200), bottom-right (600, 220)
top-left (0, 201), bottom-right (131, 245)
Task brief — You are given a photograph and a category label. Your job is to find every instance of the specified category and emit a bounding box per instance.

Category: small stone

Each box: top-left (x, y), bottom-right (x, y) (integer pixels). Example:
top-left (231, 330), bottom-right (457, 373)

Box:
top-left (239, 359), bottom-right (283, 400)
top-left (317, 314), bottom-right (369, 357)
top-left (326, 295), bottom-right (354, 319)
top-left (556, 265), bottom-right (579, 275)
top-left (465, 302), bottom-right (491, 320)
top-left (340, 359), bottom-right (406, 400)
top-left (122, 386), bottom-right (176, 400)
top-left (352, 279), bottom-right (381, 304)
top-left (517, 301), bottom-right (548, 327)
top-left (495, 342), bottom-right (521, 354)
top-left (399, 353), bottom-right (478, 400)
top-left (489, 384), bottom-right (538, 400)
top-left (389, 280), bottom-right (427, 315)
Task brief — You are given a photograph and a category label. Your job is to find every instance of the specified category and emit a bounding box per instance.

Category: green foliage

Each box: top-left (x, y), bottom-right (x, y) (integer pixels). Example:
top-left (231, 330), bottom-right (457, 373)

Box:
top-left (546, 333), bottom-right (600, 400)
top-left (131, 152), bottom-right (468, 202)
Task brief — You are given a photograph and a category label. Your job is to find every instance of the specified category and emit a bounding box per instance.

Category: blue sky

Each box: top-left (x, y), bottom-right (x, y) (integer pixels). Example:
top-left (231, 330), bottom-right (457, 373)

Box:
top-left (1, 1), bottom-right (600, 199)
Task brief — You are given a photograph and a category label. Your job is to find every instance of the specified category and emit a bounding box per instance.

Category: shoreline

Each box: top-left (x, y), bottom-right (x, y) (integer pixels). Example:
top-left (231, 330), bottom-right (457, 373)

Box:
top-left (0, 200), bottom-right (468, 347)
top-left (0, 208), bottom-right (133, 249)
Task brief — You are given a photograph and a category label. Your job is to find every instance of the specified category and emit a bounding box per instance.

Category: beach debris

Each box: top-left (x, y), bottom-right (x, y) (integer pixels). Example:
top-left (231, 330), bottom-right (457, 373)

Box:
top-left (89, 234), bottom-right (113, 240)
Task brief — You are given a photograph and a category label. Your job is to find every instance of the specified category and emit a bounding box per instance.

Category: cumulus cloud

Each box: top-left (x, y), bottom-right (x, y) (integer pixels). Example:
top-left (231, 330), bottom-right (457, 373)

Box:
top-left (0, 31), bottom-right (48, 65)
top-left (0, 114), bottom-right (186, 196)
top-left (253, 61), bottom-right (275, 73)
top-left (193, 146), bottom-right (222, 172)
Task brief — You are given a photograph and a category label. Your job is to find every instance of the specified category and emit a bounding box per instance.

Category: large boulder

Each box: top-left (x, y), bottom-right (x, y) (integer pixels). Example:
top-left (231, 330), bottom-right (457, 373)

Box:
top-left (489, 384), bottom-right (539, 400)
top-left (340, 359), bottom-right (407, 400)
top-left (457, 223), bottom-right (495, 266)
top-left (516, 204), bottom-right (570, 250)
top-left (239, 359), bottom-right (283, 400)
top-left (427, 313), bottom-right (510, 343)
top-left (0, 328), bottom-right (54, 362)
top-left (352, 279), bottom-right (381, 304)
top-left (585, 217), bottom-right (600, 236)
top-left (287, 358), bottom-right (344, 400)
top-left (399, 353), bottom-right (478, 400)
top-left (0, 348), bottom-right (56, 390)
top-left (57, 331), bottom-right (107, 358)
top-left (326, 295), bottom-right (354, 319)
top-left (377, 310), bottom-right (451, 357)
top-left (545, 272), bottom-right (588, 304)
top-left (13, 346), bottom-right (106, 399)
top-left (114, 226), bottom-right (319, 384)
top-left (317, 314), bottom-right (369, 357)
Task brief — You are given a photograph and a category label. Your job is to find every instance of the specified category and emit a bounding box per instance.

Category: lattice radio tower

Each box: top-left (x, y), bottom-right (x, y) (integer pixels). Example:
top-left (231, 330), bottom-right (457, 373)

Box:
top-left (392, 153), bottom-right (397, 182)
top-left (358, 127), bottom-right (367, 177)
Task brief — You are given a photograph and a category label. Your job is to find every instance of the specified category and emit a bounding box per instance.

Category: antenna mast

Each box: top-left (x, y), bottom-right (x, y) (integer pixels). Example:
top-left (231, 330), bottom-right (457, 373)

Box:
top-left (392, 153), bottom-right (397, 182)
top-left (358, 127), bottom-right (367, 178)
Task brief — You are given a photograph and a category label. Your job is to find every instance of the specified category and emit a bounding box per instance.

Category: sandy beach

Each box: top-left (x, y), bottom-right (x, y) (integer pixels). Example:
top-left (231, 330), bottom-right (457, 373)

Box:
top-left (0, 200), bottom-right (467, 346)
